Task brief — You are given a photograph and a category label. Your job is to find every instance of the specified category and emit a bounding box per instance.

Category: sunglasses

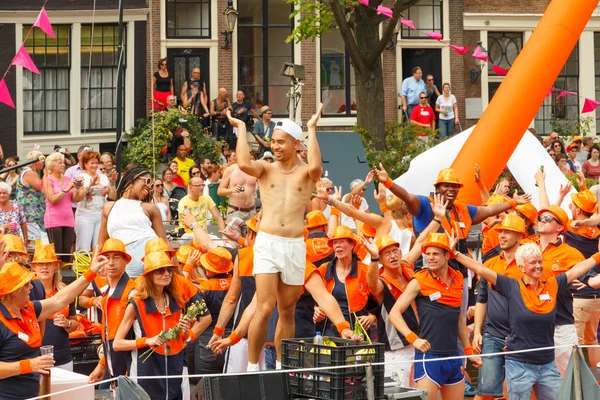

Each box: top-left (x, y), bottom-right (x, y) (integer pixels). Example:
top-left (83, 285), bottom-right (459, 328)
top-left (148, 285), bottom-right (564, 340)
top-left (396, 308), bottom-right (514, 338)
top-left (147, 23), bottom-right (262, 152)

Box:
top-left (161, 63), bottom-right (167, 66)
top-left (427, 79), bottom-right (433, 81)
top-left (191, 171), bottom-right (201, 176)
top-left (153, 267), bottom-right (174, 275)
top-left (420, 97), bottom-right (427, 99)
top-left (538, 215), bottom-right (560, 224)
top-left (138, 177), bottom-right (153, 188)
top-left (155, 183), bottom-right (163, 187)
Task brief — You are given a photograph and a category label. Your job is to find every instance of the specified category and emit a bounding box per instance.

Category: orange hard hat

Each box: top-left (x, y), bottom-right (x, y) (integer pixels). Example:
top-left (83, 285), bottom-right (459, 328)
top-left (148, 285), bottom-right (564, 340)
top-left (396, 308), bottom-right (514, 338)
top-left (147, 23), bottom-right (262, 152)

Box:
top-left (421, 233), bottom-right (455, 259)
top-left (31, 244), bottom-right (60, 264)
top-left (0, 234), bottom-right (28, 255)
top-left (142, 251), bottom-right (176, 276)
top-left (434, 168), bottom-right (463, 188)
top-left (356, 221), bottom-right (377, 239)
top-left (327, 226), bottom-right (358, 248)
top-left (305, 210), bottom-right (328, 230)
top-left (200, 247), bottom-right (233, 274)
top-left (99, 238), bottom-right (132, 263)
top-left (571, 189), bottom-right (598, 214)
top-left (142, 238), bottom-right (176, 261)
top-left (375, 235), bottom-right (399, 254)
top-left (515, 202), bottom-right (538, 224)
top-left (497, 215), bottom-right (526, 236)
top-left (538, 205), bottom-right (569, 228)
top-left (0, 262), bottom-right (35, 296)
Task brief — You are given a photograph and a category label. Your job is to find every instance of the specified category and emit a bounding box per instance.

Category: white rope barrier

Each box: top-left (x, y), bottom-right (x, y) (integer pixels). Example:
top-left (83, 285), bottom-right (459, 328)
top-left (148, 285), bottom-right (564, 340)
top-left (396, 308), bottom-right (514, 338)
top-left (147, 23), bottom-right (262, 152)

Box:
top-left (27, 343), bottom-right (600, 399)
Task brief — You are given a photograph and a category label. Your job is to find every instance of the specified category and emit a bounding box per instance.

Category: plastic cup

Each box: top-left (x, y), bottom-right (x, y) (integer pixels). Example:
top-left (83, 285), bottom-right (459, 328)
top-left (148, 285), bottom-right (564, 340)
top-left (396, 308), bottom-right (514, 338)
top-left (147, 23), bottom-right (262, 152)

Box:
top-left (40, 345), bottom-right (54, 357)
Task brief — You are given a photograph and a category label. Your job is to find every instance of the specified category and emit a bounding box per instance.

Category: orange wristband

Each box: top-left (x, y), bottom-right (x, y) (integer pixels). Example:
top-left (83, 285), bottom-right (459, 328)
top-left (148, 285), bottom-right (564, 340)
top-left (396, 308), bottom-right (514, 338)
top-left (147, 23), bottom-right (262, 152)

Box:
top-left (330, 207), bottom-right (340, 217)
top-left (336, 321), bottom-right (351, 333)
top-left (464, 346), bottom-right (474, 356)
top-left (213, 326), bottom-right (225, 336)
top-left (186, 330), bottom-right (197, 342)
top-left (379, 204), bottom-right (389, 213)
top-left (592, 252), bottom-right (600, 265)
top-left (183, 263), bottom-right (195, 274)
top-left (476, 181), bottom-right (485, 189)
top-left (236, 237), bottom-right (245, 246)
top-left (83, 269), bottom-right (97, 282)
top-left (88, 296), bottom-right (96, 308)
top-left (136, 337), bottom-right (147, 349)
top-left (406, 332), bottom-right (418, 344)
top-left (20, 359), bottom-right (32, 374)
top-left (98, 355), bottom-right (107, 368)
top-left (507, 199), bottom-right (517, 209)
top-left (383, 179), bottom-right (393, 189)
top-left (229, 331), bottom-right (242, 344)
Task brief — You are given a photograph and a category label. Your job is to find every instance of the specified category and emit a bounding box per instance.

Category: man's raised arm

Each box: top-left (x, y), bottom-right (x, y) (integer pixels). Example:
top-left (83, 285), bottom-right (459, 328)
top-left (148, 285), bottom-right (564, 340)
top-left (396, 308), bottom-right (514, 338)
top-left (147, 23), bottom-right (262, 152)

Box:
top-left (228, 110), bottom-right (265, 178)
top-left (306, 104), bottom-right (324, 182)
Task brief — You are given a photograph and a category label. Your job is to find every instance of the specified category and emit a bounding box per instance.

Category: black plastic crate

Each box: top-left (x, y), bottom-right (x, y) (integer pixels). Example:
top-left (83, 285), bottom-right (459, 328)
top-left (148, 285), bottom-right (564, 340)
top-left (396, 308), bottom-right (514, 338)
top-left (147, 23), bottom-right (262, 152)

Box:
top-left (70, 334), bottom-right (102, 363)
top-left (281, 337), bottom-right (385, 400)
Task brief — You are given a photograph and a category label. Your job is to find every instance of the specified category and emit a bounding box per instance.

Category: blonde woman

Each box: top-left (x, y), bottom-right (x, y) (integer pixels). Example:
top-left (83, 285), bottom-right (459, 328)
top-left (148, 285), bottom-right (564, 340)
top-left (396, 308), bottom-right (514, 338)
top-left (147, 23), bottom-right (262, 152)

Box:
top-left (0, 157), bottom-right (20, 192)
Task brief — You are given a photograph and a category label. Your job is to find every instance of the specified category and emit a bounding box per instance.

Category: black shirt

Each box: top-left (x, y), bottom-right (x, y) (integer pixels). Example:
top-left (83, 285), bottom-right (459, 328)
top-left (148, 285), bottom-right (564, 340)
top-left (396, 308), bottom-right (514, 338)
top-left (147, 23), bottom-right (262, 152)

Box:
top-left (154, 71), bottom-right (172, 92)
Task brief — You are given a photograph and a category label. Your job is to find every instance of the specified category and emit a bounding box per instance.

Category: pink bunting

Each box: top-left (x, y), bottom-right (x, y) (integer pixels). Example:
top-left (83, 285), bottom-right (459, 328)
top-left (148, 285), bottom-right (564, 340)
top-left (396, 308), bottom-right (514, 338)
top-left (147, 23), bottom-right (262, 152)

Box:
top-left (12, 46), bottom-right (39, 74)
top-left (400, 17), bottom-right (416, 31)
top-left (33, 7), bottom-right (55, 38)
top-left (472, 47), bottom-right (488, 62)
top-left (424, 32), bottom-right (443, 41)
top-left (492, 65), bottom-right (509, 76)
top-left (556, 90), bottom-right (576, 99)
top-left (375, 5), bottom-right (393, 18)
top-left (546, 87), bottom-right (555, 97)
top-left (357, 0), bottom-right (369, 5)
top-left (582, 98), bottom-right (600, 114)
top-left (0, 79), bottom-right (15, 109)
top-left (449, 45), bottom-right (471, 55)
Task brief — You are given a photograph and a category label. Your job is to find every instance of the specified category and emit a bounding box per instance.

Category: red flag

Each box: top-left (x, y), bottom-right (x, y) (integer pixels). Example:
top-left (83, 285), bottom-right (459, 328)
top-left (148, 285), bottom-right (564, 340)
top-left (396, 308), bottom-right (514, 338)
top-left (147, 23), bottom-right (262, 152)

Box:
top-left (492, 65), bottom-right (509, 75)
top-left (0, 79), bottom-right (15, 109)
top-left (12, 46), bottom-right (40, 74)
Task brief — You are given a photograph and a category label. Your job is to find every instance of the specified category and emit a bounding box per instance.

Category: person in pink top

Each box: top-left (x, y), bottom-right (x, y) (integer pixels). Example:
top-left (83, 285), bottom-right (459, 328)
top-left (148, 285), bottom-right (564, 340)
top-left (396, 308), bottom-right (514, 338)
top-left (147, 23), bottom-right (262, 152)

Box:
top-left (42, 152), bottom-right (86, 262)
top-left (410, 92), bottom-right (436, 136)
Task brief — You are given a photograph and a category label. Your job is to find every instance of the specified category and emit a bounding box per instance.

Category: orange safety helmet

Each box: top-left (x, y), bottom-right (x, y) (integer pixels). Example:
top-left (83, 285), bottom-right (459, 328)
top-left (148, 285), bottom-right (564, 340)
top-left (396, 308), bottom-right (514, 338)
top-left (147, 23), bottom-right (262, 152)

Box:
top-left (515, 202), bottom-right (538, 225)
top-left (327, 226), bottom-right (358, 248)
top-left (434, 168), bottom-right (464, 188)
top-left (421, 233), bottom-right (455, 259)
top-left (375, 235), bottom-right (400, 255)
top-left (497, 215), bottom-right (526, 236)
top-left (538, 205), bottom-right (569, 228)
top-left (571, 189), bottom-right (598, 214)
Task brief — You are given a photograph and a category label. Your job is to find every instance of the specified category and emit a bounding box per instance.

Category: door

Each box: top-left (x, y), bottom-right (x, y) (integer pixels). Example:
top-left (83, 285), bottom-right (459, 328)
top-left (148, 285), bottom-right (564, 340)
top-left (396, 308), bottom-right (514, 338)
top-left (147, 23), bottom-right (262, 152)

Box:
top-left (167, 48), bottom-right (210, 102)
top-left (402, 48), bottom-right (442, 84)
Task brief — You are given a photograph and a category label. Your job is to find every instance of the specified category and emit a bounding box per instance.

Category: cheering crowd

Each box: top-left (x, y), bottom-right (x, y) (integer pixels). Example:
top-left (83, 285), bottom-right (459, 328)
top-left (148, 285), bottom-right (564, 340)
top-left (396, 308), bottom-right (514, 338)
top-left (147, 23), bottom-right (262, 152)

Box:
top-left (1, 108), bottom-right (600, 400)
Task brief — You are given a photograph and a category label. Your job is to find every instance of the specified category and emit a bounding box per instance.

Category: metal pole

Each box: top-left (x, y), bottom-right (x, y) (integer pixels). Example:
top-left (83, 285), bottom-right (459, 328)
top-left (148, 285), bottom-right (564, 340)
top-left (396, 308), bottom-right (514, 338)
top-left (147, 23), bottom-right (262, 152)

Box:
top-left (0, 156), bottom-right (45, 175)
top-left (365, 364), bottom-right (374, 400)
top-left (115, 0), bottom-right (125, 176)
top-left (288, 80), bottom-right (295, 120)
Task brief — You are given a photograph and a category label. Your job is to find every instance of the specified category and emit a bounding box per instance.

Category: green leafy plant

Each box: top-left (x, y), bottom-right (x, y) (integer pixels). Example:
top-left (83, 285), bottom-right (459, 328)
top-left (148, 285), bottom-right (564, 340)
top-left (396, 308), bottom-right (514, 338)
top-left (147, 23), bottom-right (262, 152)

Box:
top-left (123, 110), bottom-right (222, 172)
top-left (549, 115), bottom-right (594, 137)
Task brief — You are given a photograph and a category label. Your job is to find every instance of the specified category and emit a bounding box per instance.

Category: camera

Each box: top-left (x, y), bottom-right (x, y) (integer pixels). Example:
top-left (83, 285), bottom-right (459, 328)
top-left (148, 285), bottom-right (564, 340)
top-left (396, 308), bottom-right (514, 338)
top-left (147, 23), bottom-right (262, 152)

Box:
top-left (59, 148), bottom-right (65, 154)
top-left (239, 187), bottom-right (245, 192)
top-left (74, 177), bottom-right (84, 187)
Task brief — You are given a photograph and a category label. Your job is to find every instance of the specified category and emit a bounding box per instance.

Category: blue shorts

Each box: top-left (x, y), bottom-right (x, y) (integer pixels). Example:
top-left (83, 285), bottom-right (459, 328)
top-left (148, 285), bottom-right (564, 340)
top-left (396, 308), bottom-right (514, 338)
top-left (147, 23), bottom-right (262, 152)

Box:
top-left (414, 352), bottom-right (464, 387)
top-left (477, 334), bottom-right (506, 397)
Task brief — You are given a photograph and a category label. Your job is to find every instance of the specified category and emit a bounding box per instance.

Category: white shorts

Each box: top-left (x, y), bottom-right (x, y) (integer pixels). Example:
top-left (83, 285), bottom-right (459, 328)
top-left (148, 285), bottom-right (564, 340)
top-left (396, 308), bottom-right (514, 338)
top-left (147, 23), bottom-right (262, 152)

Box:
top-left (224, 338), bottom-right (265, 373)
top-left (253, 231), bottom-right (306, 286)
top-left (554, 324), bottom-right (578, 378)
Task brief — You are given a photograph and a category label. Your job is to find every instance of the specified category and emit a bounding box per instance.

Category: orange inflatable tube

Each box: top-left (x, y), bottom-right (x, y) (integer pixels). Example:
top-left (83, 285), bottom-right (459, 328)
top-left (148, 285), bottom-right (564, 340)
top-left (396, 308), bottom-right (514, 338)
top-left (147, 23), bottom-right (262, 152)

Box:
top-left (451, 0), bottom-right (598, 205)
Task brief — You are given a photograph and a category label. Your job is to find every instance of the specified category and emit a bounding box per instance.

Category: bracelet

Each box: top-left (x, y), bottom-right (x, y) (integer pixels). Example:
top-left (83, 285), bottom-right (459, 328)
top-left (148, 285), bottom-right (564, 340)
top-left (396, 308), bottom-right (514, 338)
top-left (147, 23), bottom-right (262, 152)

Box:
top-left (61, 189), bottom-right (69, 193)
top-left (383, 179), bottom-right (393, 189)
top-left (236, 237), bottom-right (245, 246)
top-left (476, 181), bottom-right (485, 189)
top-left (98, 356), bottom-right (107, 368)
top-left (213, 326), bottom-right (225, 336)
top-left (406, 332), bottom-right (418, 345)
top-left (336, 321), bottom-right (351, 333)
top-left (507, 199), bottom-right (517, 209)
top-left (330, 207), bottom-right (340, 217)
top-left (433, 218), bottom-right (442, 224)
top-left (185, 330), bottom-right (197, 342)
top-left (189, 222), bottom-right (199, 230)
top-left (183, 263), bottom-right (195, 274)
top-left (88, 296), bottom-right (96, 307)
top-left (379, 204), bottom-right (389, 213)
top-left (136, 337), bottom-right (148, 349)
top-left (464, 346), bottom-right (474, 356)
top-left (83, 269), bottom-right (97, 283)
top-left (19, 359), bottom-right (32, 374)
top-left (592, 252), bottom-right (600, 265)
top-left (371, 257), bottom-right (380, 262)
top-left (229, 331), bottom-right (242, 344)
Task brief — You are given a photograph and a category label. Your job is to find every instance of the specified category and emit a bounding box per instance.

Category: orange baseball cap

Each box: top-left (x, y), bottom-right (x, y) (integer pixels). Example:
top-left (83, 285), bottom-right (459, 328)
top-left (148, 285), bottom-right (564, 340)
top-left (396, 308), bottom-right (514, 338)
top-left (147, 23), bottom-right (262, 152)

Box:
top-left (421, 233), bottom-right (455, 259)
top-left (497, 215), bottom-right (526, 236)
top-left (176, 245), bottom-right (195, 265)
top-left (328, 226), bottom-right (358, 248)
top-left (142, 251), bottom-right (176, 276)
top-left (0, 262), bottom-right (35, 296)
top-left (573, 136), bottom-right (583, 143)
top-left (99, 238), bottom-right (132, 263)
top-left (356, 221), bottom-right (377, 239)
top-left (0, 234), bottom-right (28, 255)
top-left (200, 247), bottom-right (233, 274)
top-left (31, 244), bottom-right (60, 264)
top-left (515, 202), bottom-right (538, 224)
top-left (434, 168), bottom-right (463, 188)
top-left (538, 205), bottom-right (569, 228)
top-left (142, 238), bottom-right (176, 261)
top-left (305, 210), bottom-right (328, 230)
top-left (571, 189), bottom-right (598, 214)
top-left (375, 235), bottom-right (399, 254)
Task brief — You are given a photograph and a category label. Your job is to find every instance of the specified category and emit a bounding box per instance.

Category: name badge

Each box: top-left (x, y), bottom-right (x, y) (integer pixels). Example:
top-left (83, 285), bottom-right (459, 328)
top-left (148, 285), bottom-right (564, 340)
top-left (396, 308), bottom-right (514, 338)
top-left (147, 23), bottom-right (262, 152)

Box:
top-left (18, 332), bottom-right (29, 342)
top-left (429, 291), bottom-right (441, 301)
top-left (458, 222), bottom-right (466, 229)
top-left (539, 293), bottom-right (551, 301)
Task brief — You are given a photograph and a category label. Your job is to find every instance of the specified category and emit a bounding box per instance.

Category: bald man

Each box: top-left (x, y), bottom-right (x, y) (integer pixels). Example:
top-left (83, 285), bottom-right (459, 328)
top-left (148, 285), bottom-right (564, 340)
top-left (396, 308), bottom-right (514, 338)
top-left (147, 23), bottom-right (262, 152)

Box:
top-left (211, 88), bottom-right (235, 148)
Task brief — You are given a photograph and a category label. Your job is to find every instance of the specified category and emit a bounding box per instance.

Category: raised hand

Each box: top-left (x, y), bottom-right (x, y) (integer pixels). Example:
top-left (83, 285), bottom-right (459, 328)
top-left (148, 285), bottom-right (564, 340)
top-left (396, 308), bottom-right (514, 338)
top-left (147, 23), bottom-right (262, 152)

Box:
top-left (372, 163), bottom-right (389, 184)
top-left (225, 109), bottom-right (244, 128)
top-left (473, 163), bottom-right (482, 184)
top-left (365, 170), bottom-right (375, 185)
top-left (359, 236), bottom-right (379, 258)
top-left (513, 189), bottom-right (532, 205)
top-left (186, 250), bottom-right (201, 268)
top-left (307, 103), bottom-right (323, 129)
top-left (576, 170), bottom-right (587, 190)
top-left (374, 183), bottom-right (387, 205)
top-left (493, 180), bottom-right (509, 196)
top-left (558, 181), bottom-right (573, 198)
top-left (431, 193), bottom-right (448, 220)
top-left (534, 169), bottom-right (546, 185)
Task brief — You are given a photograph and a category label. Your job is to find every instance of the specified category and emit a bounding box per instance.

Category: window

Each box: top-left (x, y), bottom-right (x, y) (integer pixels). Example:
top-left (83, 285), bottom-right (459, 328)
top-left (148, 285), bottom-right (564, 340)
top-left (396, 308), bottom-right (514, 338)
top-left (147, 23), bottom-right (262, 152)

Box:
top-left (23, 25), bottom-right (70, 134)
top-left (81, 24), bottom-right (125, 131)
top-left (320, 26), bottom-right (356, 116)
top-left (238, 0), bottom-right (293, 116)
top-left (487, 32), bottom-right (522, 75)
top-left (166, 0), bottom-right (211, 38)
top-left (534, 44), bottom-right (579, 135)
top-left (400, 0), bottom-right (442, 39)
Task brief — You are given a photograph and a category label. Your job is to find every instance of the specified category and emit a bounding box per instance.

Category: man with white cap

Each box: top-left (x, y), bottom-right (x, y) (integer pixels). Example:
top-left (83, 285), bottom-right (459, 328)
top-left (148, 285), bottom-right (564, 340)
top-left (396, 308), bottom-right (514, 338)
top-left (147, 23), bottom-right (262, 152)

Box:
top-left (227, 104), bottom-right (324, 371)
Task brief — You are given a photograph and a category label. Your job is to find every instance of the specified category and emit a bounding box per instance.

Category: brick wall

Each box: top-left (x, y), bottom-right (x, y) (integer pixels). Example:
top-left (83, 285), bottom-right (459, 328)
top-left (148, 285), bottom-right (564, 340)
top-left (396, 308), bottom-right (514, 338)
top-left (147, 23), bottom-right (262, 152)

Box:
top-left (382, 16), bottom-right (399, 123)
top-left (217, 0), bottom-right (233, 96)
top-left (300, 39), bottom-right (317, 126)
top-left (147, 0), bottom-right (161, 114)
top-left (464, 0), bottom-right (549, 14)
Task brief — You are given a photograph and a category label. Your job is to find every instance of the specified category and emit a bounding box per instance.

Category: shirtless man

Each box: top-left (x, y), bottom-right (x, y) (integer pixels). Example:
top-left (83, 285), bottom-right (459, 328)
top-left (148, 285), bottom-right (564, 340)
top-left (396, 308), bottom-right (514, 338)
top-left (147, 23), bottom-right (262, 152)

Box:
top-left (217, 161), bottom-right (258, 224)
top-left (227, 104), bottom-right (323, 371)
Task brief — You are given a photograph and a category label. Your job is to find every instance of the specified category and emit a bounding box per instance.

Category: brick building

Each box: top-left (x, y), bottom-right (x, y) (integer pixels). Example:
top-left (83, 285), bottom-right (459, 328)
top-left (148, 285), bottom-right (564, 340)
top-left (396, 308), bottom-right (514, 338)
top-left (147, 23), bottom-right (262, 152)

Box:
top-left (2, 0), bottom-right (600, 160)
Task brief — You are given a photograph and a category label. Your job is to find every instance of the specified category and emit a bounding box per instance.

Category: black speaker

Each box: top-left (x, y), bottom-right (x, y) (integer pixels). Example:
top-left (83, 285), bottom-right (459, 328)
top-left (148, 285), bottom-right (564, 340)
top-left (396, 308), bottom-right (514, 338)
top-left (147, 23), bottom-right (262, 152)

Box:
top-left (192, 371), bottom-right (289, 400)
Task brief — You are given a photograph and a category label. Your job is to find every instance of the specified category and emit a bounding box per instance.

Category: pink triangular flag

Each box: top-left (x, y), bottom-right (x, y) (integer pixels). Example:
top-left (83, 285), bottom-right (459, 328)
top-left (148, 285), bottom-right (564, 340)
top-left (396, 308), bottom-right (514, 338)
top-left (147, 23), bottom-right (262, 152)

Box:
top-left (472, 47), bottom-right (488, 62)
top-left (12, 46), bottom-right (40, 74)
top-left (546, 87), bottom-right (556, 97)
top-left (400, 17), bottom-right (416, 30)
top-left (357, 0), bottom-right (369, 6)
top-left (449, 44), bottom-right (471, 55)
top-left (375, 5), bottom-right (393, 18)
top-left (0, 79), bottom-right (15, 109)
top-left (556, 90), bottom-right (576, 99)
top-left (425, 32), bottom-right (442, 41)
top-left (492, 65), bottom-right (509, 75)
top-left (33, 7), bottom-right (55, 38)
top-left (582, 98), bottom-right (600, 113)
